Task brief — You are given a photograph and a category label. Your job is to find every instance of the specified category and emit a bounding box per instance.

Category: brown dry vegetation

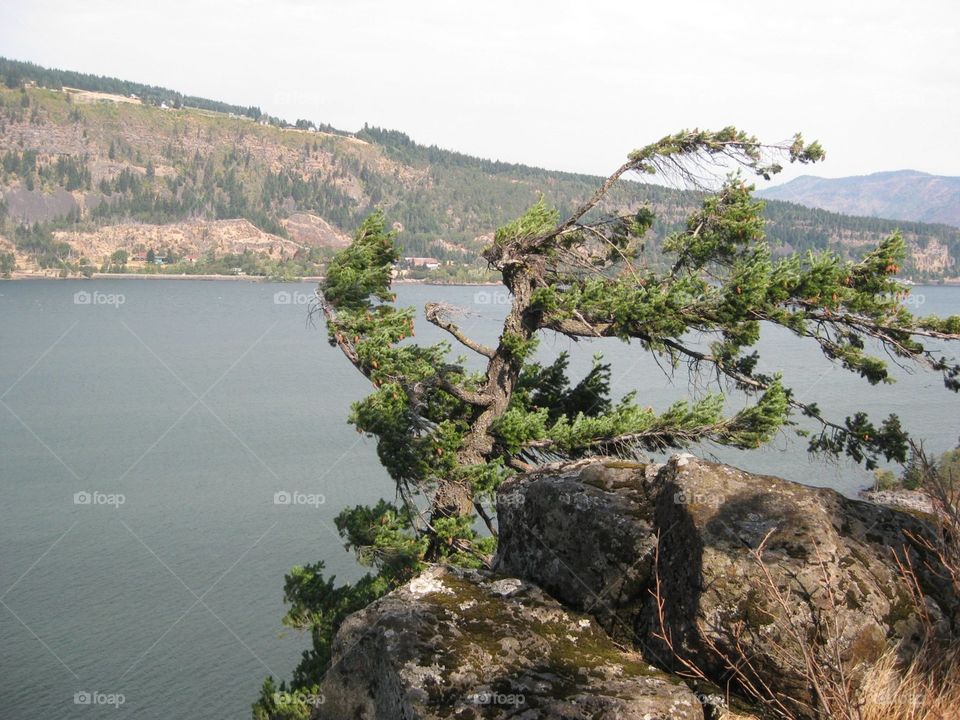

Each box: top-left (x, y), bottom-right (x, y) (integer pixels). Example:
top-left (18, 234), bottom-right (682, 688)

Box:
top-left (857, 644), bottom-right (960, 720)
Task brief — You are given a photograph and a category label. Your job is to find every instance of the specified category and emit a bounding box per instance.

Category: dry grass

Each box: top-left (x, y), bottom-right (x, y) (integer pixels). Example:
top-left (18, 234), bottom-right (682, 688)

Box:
top-left (912, 443), bottom-right (960, 598)
top-left (857, 642), bottom-right (960, 720)
top-left (821, 446), bottom-right (960, 720)
top-left (853, 444), bottom-right (960, 720)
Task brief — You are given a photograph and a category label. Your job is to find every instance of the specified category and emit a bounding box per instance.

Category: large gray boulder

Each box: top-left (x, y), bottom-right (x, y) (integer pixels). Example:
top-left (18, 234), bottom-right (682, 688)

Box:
top-left (495, 460), bottom-right (662, 642)
top-left (313, 565), bottom-right (704, 720)
top-left (495, 455), bottom-right (958, 717)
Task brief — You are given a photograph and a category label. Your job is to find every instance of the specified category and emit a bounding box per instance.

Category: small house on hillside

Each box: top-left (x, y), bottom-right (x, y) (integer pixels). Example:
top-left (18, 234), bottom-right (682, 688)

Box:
top-left (403, 257), bottom-right (441, 270)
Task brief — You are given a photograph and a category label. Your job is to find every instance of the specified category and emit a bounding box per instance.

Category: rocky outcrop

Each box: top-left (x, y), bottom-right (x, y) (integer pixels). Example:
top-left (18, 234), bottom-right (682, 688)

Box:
top-left (305, 455), bottom-right (957, 719)
top-left (313, 565), bottom-right (704, 720)
top-left (1, 186), bottom-right (80, 224)
top-left (495, 455), bottom-right (958, 717)
top-left (858, 487), bottom-right (935, 514)
top-left (51, 218), bottom-right (299, 262)
top-left (280, 212), bottom-right (351, 249)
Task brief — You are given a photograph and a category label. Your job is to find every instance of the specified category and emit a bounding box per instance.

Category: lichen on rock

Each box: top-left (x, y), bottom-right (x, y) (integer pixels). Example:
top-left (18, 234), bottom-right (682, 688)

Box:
top-left (313, 565), bottom-right (702, 719)
top-left (306, 455), bottom-right (956, 720)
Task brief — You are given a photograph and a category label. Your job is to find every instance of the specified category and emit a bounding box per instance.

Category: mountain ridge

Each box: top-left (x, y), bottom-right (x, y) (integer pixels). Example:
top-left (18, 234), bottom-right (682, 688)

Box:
top-left (0, 57), bottom-right (958, 281)
top-left (758, 169), bottom-right (960, 229)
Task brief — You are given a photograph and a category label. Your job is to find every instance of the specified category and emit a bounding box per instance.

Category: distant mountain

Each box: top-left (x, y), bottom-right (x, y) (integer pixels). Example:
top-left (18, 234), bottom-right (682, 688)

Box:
top-left (1, 57), bottom-right (958, 281)
top-left (758, 170), bottom-right (960, 228)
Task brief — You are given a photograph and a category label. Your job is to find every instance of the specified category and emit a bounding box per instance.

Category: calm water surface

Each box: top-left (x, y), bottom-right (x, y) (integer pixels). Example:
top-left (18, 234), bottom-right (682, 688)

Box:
top-left (1, 280), bottom-right (958, 719)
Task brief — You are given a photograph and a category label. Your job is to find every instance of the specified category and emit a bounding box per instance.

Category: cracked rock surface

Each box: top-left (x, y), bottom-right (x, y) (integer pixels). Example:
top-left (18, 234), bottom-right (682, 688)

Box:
top-left (313, 565), bottom-right (702, 720)
top-left (495, 455), bottom-right (958, 718)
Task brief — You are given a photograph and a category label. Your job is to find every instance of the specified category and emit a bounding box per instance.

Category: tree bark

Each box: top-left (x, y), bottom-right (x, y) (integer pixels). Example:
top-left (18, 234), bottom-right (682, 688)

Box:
top-left (426, 259), bottom-right (541, 540)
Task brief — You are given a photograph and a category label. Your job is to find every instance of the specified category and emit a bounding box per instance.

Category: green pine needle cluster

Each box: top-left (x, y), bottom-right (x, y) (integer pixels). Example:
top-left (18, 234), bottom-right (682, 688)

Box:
top-left (493, 196), bottom-right (559, 248)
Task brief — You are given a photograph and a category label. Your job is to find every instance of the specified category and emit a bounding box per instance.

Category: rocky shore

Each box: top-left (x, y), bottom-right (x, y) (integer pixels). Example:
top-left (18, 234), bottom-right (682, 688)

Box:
top-left (309, 455), bottom-right (958, 719)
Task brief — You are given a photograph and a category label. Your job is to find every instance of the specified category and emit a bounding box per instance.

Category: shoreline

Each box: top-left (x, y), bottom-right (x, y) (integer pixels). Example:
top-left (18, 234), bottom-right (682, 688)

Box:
top-left (1, 271), bottom-right (505, 286)
top-left (3, 271), bottom-right (954, 289)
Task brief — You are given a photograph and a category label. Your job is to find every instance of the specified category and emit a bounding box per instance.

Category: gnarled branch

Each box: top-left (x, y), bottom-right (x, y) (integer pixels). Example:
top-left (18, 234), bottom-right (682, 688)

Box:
top-left (425, 302), bottom-right (496, 358)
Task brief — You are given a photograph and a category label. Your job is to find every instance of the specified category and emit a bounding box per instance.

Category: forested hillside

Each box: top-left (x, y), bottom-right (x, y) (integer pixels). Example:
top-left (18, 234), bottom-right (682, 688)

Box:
top-left (1, 57), bottom-right (958, 280)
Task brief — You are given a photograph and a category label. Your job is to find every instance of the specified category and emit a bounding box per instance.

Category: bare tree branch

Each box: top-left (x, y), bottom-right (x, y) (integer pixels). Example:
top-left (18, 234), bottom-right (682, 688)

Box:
top-left (425, 302), bottom-right (495, 358)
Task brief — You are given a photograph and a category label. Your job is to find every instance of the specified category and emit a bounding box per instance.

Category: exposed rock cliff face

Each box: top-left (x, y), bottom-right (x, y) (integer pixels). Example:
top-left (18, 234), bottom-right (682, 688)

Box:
top-left (51, 218), bottom-right (308, 261)
top-left (280, 213), bottom-right (351, 249)
top-left (313, 456), bottom-right (957, 719)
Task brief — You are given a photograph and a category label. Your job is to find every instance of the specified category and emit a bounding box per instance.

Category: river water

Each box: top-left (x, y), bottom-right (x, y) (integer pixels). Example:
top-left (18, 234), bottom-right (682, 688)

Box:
top-left (1, 279), bottom-right (957, 719)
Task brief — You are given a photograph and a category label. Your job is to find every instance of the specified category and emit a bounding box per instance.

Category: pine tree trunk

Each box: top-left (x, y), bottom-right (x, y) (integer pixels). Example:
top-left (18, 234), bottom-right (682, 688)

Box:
top-left (425, 262), bottom-right (539, 556)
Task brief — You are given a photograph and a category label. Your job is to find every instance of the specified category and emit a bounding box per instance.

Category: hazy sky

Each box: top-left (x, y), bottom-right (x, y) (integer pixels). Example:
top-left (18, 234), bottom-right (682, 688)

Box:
top-left (1, 0), bottom-right (957, 184)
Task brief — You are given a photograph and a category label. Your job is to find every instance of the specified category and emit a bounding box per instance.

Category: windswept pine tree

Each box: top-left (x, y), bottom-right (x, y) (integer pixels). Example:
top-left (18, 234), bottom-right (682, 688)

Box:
top-left (255, 128), bottom-right (960, 719)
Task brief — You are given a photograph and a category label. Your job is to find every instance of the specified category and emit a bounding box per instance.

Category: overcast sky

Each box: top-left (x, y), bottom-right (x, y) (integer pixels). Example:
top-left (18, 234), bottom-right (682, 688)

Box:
top-left (1, 0), bottom-right (957, 185)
